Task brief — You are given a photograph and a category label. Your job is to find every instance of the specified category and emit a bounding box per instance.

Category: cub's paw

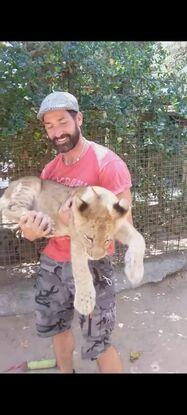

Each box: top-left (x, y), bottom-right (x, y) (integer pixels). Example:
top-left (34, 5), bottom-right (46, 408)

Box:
top-left (124, 246), bottom-right (145, 286)
top-left (74, 288), bottom-right (96, 315)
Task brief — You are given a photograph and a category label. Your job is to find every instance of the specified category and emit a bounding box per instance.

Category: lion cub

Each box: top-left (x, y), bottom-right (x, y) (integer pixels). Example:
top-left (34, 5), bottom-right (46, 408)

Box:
top-left (0, 176), bottom-right (145, 315)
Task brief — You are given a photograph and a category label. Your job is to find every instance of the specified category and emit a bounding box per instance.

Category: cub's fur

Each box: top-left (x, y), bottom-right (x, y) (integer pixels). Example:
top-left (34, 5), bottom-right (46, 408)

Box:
top-left (0, 176), bottom-right (146, 315)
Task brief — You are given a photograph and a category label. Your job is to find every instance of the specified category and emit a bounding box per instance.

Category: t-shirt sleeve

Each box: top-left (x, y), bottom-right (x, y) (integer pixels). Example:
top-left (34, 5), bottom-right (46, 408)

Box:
top-left (40, 155), bottom-right (59, 180)
top-left (40, 160), bottom-right (54, 180)
top-left (40, 166), bottom-right (48, 180)
top-left (99, 159), bottom-right (132, 195)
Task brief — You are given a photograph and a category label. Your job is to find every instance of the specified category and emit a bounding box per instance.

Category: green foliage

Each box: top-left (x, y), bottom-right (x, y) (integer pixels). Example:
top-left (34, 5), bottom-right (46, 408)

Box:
top-left (0, 41), bottom-right (186, 190)
top-left (0, 41), bottom-right (186, 147)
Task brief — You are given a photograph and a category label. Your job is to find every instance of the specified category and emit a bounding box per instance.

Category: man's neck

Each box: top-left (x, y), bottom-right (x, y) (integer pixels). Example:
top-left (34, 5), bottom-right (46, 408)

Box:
top-left (61, 136), bottom-right (88, 166)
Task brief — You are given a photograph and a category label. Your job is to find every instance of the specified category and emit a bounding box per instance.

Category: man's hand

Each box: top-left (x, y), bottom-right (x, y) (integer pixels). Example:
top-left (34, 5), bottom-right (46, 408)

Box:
top-left (19, 211), bottom-right (53, 241)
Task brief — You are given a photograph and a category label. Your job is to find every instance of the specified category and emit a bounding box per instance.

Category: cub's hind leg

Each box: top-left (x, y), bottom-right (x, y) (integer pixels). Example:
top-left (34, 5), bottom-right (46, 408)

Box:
top-left (2, 204), bottom-right (30, 225)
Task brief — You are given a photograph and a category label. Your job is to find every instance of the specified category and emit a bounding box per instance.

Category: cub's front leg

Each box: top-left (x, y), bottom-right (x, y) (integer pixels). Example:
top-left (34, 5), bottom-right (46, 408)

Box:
top-left (71, 240), bottom-right (96, 315)
top-left (115, 221), bottom-right (146, 286)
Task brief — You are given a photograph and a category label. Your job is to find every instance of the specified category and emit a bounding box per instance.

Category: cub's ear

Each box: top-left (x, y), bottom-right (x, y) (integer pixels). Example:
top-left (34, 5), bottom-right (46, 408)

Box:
top-left (74, 187), bottom-right (95, 213)
top-left (113, 198), bottom-right (129, 217)
top-left (74, 196), bottom-right (89, 213)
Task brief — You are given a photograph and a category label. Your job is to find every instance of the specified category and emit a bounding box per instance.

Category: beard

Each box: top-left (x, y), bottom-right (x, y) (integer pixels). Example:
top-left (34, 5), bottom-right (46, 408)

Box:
top-left (51, 124), bottom-right (81, 153)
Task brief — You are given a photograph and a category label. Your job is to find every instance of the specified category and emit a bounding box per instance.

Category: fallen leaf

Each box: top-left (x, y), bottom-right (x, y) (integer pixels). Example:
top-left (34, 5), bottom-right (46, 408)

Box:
top-left (130, 351), bottom-right (141, 362)
top-left (20, 340), bottom-right (29, 348)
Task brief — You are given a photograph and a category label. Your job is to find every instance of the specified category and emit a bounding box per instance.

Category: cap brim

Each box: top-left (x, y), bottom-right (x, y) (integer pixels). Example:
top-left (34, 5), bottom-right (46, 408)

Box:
top-left (37, 106), bottom-right (78, 121)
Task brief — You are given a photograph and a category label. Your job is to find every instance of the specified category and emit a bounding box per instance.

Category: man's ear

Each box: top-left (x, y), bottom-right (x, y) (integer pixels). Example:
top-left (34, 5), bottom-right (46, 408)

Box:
top-left (76, 111), bottom-right (83, 127)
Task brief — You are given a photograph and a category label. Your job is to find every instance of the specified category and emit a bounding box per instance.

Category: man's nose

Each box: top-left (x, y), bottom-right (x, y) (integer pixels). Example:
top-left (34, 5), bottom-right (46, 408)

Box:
top-left (53, 127), bottom-right (63, 138)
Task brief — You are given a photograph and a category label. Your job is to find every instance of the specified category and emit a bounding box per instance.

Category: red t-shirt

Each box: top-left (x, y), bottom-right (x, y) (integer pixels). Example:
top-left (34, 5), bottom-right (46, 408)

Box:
top-left (40, 140), bottom-right (132, 262)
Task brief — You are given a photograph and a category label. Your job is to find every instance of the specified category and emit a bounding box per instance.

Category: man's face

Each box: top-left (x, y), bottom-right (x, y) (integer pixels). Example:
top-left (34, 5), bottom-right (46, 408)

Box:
top-left (43, 109), bottom-right (83, 153)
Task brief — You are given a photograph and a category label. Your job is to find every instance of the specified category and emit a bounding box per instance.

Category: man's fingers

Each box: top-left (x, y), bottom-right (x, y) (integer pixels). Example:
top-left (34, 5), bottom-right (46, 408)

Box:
top-left (19, 211), bottom-right (38, 226)
top-left (38, 215), bottom-right (52, 231)
top-left (19, 211), bottom-right (52, 235)
top-left (42, 223), bottom-right (53, 236)
top-left (32, 212), bottom-right (46, 228)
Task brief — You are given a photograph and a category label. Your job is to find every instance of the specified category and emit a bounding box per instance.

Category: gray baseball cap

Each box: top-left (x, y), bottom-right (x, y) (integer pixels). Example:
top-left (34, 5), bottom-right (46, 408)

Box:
top-left (37, 91), bottom-right (79, 121)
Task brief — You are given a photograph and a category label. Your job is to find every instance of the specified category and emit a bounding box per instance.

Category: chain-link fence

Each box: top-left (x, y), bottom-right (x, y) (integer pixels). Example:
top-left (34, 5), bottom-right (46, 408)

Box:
top-left (0, 123), bottom-right (187, 267)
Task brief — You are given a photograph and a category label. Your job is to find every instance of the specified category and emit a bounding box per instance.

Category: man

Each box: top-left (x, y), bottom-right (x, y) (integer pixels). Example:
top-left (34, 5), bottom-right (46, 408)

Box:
top-left (19, 91), bottom-right (133, 373)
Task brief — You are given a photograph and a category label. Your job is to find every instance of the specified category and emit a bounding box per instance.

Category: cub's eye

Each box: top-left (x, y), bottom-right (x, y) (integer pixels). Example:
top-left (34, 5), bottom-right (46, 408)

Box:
top-left (83, 234), bottom-right (93, 243)
top-left (105, 238), bottom-right (112, 245)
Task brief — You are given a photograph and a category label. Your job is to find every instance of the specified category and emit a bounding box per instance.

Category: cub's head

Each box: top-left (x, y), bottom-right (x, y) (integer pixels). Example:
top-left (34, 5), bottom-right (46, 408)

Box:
top-left (72, 186), bottom-right (129, 259)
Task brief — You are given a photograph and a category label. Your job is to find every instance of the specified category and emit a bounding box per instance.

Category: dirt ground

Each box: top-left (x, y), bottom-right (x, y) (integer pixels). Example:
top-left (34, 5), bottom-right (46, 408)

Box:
top-left (1, 269), bottom-right (187, 374)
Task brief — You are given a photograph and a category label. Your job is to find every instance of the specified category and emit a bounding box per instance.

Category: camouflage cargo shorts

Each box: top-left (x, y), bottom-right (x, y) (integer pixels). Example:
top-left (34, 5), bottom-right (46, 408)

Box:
top-left (33, 254), bottom-right (116, 360)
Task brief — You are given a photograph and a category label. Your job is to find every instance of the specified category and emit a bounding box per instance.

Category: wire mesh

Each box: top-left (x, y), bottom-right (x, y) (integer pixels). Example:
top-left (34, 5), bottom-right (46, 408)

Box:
top-left (0, 130), bottom-right (186, 267)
